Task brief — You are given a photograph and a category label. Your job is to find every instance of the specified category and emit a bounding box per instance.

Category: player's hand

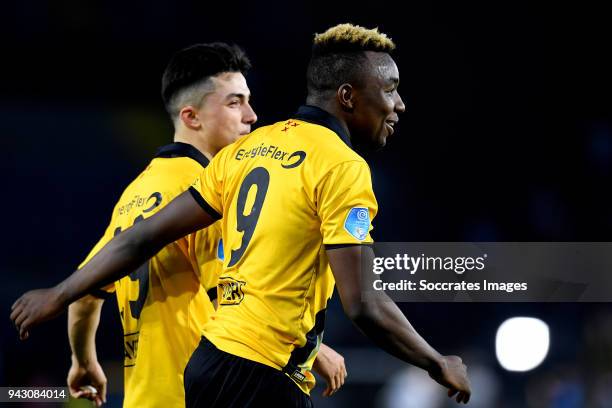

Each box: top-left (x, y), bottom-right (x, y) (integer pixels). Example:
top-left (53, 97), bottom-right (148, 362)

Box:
top-left (312, 343), bottom-right (347, 397)
top-left (428, 355), bottom-right (471, 404)
top-left (10, 287), bottom-right (66, 340)
top-left (67, 358), bottom-right (107, 407)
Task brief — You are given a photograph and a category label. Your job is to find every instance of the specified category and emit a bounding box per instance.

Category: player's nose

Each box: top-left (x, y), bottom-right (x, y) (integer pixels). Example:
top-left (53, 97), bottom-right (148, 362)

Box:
top-left (395, 93), bottom-right (406, 114)
top-left (243, 102), bottom-right (257, 125)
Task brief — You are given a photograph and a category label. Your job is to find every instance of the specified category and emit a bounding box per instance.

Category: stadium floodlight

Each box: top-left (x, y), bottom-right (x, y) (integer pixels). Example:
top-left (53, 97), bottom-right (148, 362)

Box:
top-left (495, 317), bottom-right (550, 372)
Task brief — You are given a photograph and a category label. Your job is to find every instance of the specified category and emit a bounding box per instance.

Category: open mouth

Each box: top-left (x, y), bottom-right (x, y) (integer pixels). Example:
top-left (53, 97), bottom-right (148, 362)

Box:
top-left (385, 121), bottom-right (396, 136)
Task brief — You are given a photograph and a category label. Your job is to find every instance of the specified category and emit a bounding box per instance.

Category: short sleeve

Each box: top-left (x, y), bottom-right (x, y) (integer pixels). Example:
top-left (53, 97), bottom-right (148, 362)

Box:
top-left (78, 224), bottom-right (117, 295)
top-left (317, 160), bottom-right (378, 246)
top-left (188, 151), bottom-right (226, 220)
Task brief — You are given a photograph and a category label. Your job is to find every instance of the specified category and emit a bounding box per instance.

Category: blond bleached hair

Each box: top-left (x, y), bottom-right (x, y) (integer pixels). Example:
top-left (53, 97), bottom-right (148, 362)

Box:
top-left (313, 23), bottom-right (395, 54)
top-left (306, 24), bottom-right (397, 94)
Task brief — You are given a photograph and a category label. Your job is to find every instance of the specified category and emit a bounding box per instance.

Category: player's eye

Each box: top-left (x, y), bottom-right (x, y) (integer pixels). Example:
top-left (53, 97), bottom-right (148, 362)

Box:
top-left (385, 86), bottom-right (397, 94)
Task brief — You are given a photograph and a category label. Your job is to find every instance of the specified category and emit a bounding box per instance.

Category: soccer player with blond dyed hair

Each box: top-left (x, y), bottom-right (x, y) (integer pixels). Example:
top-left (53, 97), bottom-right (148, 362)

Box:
top-left (39, 43), bottom-right (346, 408)
top-left (12, 24), bottom-right (471, 407)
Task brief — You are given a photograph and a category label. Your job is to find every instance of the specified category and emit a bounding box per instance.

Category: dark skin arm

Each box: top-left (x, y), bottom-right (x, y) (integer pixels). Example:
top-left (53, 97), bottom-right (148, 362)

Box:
top-left (10, 191), bottom-right (214, 339)
top-left (326, 245), bottom-right (471, 404)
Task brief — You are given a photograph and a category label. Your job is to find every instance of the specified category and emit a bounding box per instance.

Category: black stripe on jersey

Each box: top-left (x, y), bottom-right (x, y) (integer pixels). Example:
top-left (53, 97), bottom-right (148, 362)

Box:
top-left (155, 142), bottom-right (210, 168)
top-left (283, 307), bottom-right (327, 381)
top-left (188, 186), bottom-right (222, 220)
top-left (293, 105), bottom-right (352, 148)
top-left (325, 243), bottom-right (373, 250)
top-left (207, 287), bottom-right (218, 302)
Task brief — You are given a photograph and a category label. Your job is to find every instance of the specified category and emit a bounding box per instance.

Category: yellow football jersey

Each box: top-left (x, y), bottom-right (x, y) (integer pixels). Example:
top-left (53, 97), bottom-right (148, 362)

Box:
top-left (80, 143), bottom-right (222, 408)
top-left (189, 105), bottom-right (378, 394)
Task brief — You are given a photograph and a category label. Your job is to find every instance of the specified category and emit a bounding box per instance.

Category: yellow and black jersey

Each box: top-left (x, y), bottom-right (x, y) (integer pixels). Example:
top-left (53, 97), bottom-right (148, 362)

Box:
top-left (80, 143), bottom-right (223, 408)
top-left (189, 105), bottom-right (378, 394)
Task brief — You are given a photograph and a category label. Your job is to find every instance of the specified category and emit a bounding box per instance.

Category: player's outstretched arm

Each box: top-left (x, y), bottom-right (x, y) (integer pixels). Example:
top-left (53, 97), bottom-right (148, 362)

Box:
top-left (326, 245), bottom-right (471, 404)
top-left (67, 295), bottom-right (107, 407)
top-left (312, 343), bottom-right (347, 397)
top-left (10, 190), bottom-right (216, 340)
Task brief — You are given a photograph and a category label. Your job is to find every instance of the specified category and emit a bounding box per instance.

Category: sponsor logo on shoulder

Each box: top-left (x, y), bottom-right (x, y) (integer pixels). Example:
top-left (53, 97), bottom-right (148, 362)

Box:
top-left (344, 207), bottom-right (370, 241)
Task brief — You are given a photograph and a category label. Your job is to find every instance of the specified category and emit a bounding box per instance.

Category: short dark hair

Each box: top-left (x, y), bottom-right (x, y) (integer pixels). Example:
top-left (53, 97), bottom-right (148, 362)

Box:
top-left (306, 24), bottom-right (395, 95)
top-left (161, 42), bottom-right (251, 118)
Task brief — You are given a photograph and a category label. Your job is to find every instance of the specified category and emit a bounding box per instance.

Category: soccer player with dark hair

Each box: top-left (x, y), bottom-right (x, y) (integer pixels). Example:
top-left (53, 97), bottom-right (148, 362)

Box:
top-left (54, 42), bottom-right (346, 408)
top-left (12, 24), bottom-right (471, 406)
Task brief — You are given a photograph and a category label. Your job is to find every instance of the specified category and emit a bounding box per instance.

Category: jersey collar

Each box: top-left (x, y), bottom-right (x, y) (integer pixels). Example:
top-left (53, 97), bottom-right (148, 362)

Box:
top-left (155, 142), bottom-right (210, 168)
top-left (293, 105), bottom-right (352, 148)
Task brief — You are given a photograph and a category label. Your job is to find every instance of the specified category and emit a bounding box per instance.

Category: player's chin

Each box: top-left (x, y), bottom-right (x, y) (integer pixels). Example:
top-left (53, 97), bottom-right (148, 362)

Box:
top-left (376, 131), bottom-right (388, 148)
top-left (360, 138), bottom-right (386, 152)
top-left (365, 133), bottom-right (387, 151)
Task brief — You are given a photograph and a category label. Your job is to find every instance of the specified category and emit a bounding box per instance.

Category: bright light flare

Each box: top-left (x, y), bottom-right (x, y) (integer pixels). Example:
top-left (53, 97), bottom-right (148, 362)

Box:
top-left (495, 317), bottom-right (550, 372)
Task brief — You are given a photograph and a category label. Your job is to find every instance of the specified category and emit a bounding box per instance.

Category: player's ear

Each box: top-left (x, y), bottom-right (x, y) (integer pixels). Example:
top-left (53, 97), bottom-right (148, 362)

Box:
top-left (337, 84), bottom-right (355, 111)
top-left (179, 106), bottom-right (201, 130)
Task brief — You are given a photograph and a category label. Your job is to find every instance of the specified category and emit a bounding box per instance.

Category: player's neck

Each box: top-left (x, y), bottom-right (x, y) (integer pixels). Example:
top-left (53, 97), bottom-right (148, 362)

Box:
top-left (173, 133), bottom-right (214, 161)
top-left (304, 99), bottom-right (351, 139)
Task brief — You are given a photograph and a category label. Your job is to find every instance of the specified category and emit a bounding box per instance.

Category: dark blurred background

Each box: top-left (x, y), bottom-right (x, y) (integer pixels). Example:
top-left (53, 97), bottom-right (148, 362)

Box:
top-left (2, 1), bottom-right (612, 407)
